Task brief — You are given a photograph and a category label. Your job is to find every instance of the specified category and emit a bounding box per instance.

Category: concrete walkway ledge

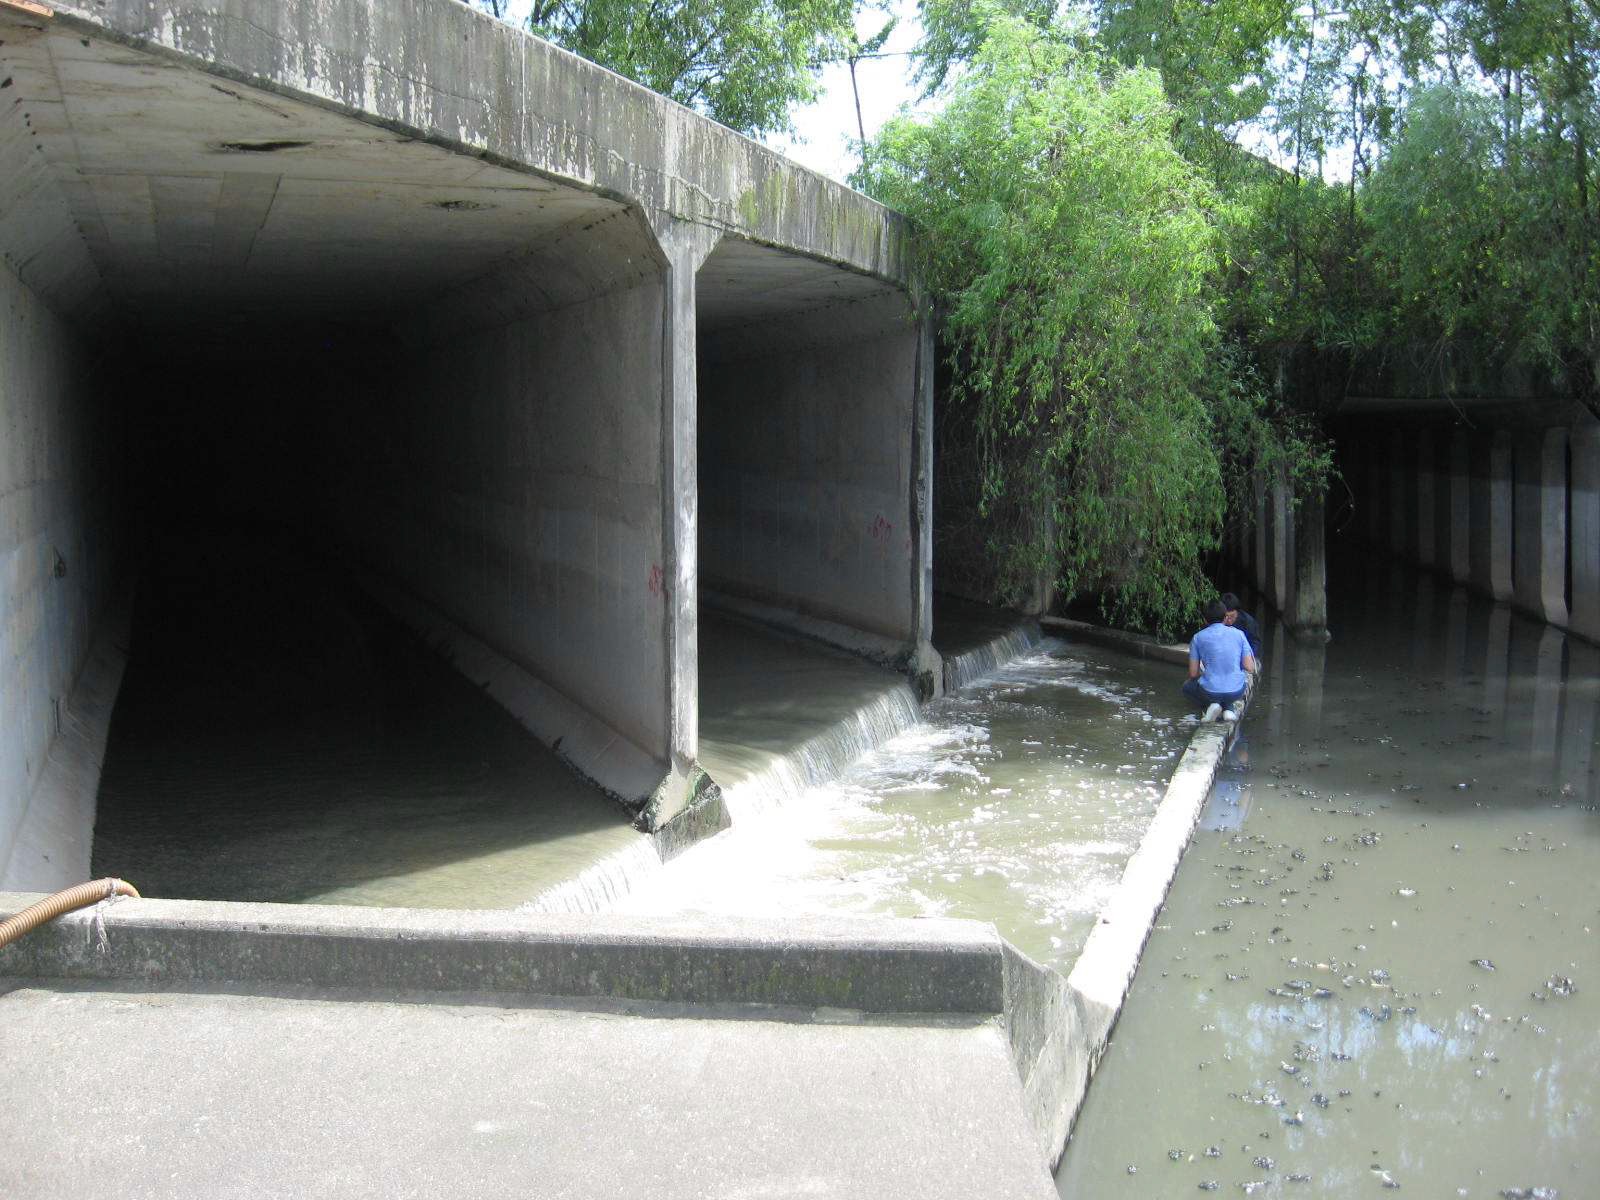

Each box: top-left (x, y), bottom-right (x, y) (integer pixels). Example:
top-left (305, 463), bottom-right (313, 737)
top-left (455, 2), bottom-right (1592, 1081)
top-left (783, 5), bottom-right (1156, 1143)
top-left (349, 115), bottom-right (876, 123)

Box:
top-left (0, 895), bottom-right (1077, 1169)
top-left (1054, 690), bottom-right (1247, 1163)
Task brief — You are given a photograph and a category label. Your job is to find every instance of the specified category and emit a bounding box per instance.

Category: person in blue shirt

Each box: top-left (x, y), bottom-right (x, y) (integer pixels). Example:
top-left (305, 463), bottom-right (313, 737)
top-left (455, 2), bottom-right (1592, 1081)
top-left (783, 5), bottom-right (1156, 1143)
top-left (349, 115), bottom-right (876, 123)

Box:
top-left (1184, 598), bottom-right (1256, 722)
top-left (1221, 592), bottom-right (1263, 661)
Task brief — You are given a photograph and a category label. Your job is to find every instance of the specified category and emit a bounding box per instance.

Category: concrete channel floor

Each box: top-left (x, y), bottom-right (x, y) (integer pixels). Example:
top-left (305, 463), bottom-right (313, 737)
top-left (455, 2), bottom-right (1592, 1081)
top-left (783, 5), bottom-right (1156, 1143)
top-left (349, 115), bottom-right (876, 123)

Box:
top-left (90, 530), bottom-right (643, 910)
top-left (90, 535), bottom-right (929, 909)
top-left (0, 980), bottom-right (1054, 1200)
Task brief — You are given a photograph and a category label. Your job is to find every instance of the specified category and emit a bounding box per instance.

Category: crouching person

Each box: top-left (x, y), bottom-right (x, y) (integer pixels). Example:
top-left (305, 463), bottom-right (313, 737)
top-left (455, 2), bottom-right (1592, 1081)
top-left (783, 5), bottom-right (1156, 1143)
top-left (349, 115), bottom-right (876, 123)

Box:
top-left (1184, 598), bottom-right (1256, 722)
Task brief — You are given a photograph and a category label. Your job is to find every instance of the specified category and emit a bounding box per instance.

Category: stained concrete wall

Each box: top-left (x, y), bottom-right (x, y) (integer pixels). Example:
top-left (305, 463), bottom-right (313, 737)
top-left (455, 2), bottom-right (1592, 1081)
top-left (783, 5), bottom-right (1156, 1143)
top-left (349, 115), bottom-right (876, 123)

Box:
top-left (0, 262), bottom-right (121, 880)
top-left (1339, 416), bottom-right (1599, 645)
top-left (0, 0), bottom-right (933, 861)
top-left (335, 274), bottom-right (670, 767)
top-left (699, 293), bottom-right (920, 647)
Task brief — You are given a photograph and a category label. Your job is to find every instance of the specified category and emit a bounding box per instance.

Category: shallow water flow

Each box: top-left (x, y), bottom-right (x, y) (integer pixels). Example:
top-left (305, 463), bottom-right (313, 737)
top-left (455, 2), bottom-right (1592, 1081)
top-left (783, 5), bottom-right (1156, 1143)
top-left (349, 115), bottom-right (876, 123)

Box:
top-left (618, 639), bottom-right (1192, 973)
top-left (1056, 564), bottom-right (1599, 1197)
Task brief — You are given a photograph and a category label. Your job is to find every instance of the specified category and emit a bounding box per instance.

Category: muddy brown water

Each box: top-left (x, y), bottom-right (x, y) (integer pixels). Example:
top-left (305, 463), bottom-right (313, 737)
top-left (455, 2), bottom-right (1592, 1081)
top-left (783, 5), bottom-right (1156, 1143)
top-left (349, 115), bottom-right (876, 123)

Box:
top-left (1056, 563), bottom-right (1598, 1198)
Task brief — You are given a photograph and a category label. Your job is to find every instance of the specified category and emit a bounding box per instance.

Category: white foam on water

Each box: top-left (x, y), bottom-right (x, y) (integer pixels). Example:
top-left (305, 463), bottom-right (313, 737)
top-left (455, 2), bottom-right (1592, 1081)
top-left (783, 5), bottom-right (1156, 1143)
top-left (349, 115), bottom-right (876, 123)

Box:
top-left (942, 622), bottom-right (1042, 693)
top-left (716, 683), bottom-right (925, 821)
top-left (618, 638), bottom-right (1191, 971)
top-left (517, 837), bottom-right (664, 915)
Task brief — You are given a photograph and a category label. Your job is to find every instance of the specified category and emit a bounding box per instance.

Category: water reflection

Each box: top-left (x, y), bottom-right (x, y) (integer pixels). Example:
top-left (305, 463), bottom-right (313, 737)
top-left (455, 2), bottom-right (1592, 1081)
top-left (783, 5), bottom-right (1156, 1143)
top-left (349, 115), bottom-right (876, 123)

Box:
top-left (1057, 555), bottom-right (1599, 1198)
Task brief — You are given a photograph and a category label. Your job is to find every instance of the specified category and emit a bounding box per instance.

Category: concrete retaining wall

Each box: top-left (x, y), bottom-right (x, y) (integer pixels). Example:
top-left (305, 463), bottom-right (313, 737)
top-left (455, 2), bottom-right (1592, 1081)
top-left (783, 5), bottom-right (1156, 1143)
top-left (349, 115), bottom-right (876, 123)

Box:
top-left (700, 293), bottom-right (921, 648)
top-left (337, 275), bottom-right (673, 781)
top-left (0, 260), bottom-right (122, 886)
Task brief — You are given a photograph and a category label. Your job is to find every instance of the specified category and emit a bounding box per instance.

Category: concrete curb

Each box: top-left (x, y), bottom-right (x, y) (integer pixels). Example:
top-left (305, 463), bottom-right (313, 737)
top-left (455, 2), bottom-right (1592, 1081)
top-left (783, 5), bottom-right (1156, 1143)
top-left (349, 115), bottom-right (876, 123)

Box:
top-left (0, 898), bottom-right (1011, 1015)
top-left (1041, 616), bottom-right (1189, 667)
top-left (358, 571), bottom-right (667, 810)
top-left (1048, 690), bottom-right (1247, 1165)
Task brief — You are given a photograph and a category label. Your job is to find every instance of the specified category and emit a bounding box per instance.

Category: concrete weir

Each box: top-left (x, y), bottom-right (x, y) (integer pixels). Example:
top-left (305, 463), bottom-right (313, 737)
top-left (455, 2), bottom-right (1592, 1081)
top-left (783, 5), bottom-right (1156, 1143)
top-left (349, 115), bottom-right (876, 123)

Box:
top-left (0, 0), bottom-right (939, 892)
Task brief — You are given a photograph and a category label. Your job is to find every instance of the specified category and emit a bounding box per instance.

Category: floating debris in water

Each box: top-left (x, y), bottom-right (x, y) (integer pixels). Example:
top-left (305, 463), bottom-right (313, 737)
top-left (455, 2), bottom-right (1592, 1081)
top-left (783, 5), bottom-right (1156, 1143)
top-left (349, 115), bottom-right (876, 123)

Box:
top-left (1169, 1149), bottom-right (1184, 1161)
top-left (1545, 975), bottom-right (1576, 996)
top-left (1126, 1165), bottom-right (1138, 1175)
top-left (1198, 1183), bottom-right (1219, 1192)
top-left (1373, 1167), bottom-right (1401, 1188)
top-left (1205, 1146), bottom-right (1223, 1158)
top-left (1472, 958), bottom-right (1497, 971)
top-left (1283, 1110), bottom-right (1305, 1126)
top-left (1240, 1182), bottom-right (1269, 1195)
top-left (1311, 1093), bottom-right (1330, 1108)
top-left (1287, 1173), bottom-right (1312, 1183)
top-left (1498, 1189), bottom-right (1559, 1199)
top-left (1253, 1156), bottom-right (1275, 1169)
top-left (1360, 1004), bottom-right (1393, 1022)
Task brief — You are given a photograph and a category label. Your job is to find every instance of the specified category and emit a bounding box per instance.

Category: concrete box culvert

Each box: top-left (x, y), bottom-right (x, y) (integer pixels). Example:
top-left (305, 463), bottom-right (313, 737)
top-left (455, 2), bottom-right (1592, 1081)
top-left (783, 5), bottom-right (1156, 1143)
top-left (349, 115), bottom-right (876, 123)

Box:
top-left (1, 0), bottom-right (939, 891)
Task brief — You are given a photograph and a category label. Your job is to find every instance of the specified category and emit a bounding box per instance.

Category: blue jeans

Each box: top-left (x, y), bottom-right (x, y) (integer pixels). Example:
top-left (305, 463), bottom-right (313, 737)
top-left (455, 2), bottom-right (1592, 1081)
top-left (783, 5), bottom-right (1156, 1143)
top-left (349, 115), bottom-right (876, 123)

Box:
top-left (1183, 677), bottom-right (1245, 712)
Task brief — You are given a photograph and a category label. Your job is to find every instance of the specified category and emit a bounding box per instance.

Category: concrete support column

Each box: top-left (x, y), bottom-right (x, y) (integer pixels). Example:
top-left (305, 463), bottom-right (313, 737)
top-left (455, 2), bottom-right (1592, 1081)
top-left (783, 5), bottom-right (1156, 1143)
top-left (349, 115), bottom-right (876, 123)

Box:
top-left (1481, 603), bottom-right (1512, 740)
top-left (1530, 625), bottom-right (1565, 763)
top-left (1443, 586), bottom-right (1469, 678)
top-left (1289, 484), bottom-right (1327, 634)
top-left (1415, 432), bottom-right (1437, 568)
top-left (909, 304), bottom-right (939, 694)
top-left (1559, 643), bottom-right (1599, 797)
top-left (1441, 431), bottom-right (1471, 584)
top-left (1365, 438), bottom-right (1386, 543)
top-left (1389, 430), bottom-right (1414, 558)
top-left (1568, 426), bottom-right (1600, 644)
top-left (644, 215), bottom-right (720, 829)
top-left (1252, 471), bottom-right (1269, 597)
top-left (1269, 467), bottom-right (1292, 613)
top-left (1469, 432), bottom-right (1514, 601)
top-left (1512, 428), bottom-right (1569, 627)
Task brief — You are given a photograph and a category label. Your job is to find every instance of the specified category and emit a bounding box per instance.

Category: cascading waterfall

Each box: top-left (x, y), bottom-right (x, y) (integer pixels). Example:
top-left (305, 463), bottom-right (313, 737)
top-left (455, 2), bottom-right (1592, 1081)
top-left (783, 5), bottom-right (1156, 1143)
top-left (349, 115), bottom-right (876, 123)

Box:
top-left (531, 616), bottom-right (1049, 913)
top-left (940, 621), bottom-right (1042, 694)
top-left (716, 684), bottom-right (924, 820)
top-left (517, 836), bottom-right (664, 915)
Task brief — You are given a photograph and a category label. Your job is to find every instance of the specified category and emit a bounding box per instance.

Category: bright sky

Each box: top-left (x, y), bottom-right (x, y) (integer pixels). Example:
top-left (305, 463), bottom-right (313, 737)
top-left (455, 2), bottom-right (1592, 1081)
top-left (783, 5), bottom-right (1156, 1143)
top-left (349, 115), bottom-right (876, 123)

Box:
top-left (761, 1), bottom-right (933, 185)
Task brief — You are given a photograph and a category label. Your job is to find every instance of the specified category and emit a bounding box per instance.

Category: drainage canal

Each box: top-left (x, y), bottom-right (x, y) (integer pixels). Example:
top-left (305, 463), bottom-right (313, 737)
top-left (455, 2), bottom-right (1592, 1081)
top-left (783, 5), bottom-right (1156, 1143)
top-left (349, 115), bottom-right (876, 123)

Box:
top-left (1055, 557), bottom-right (1598, 1197)
top-left (618, 625), bottom-right (1195, 974)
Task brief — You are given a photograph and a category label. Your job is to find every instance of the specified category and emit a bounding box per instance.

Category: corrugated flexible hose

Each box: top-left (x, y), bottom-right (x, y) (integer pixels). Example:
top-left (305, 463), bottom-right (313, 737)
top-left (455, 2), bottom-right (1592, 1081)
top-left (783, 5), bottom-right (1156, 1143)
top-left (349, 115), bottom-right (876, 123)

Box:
top-left (0, 878), bottom-right (140, 951)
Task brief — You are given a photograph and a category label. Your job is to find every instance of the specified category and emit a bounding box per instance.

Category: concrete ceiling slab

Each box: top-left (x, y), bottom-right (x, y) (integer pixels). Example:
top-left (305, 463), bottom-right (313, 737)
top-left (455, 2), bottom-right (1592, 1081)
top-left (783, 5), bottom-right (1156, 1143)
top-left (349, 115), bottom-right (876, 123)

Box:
top-left (0, 20), bottom-right (634, 332)
top-left (696, 237), bottom-right (904, 336)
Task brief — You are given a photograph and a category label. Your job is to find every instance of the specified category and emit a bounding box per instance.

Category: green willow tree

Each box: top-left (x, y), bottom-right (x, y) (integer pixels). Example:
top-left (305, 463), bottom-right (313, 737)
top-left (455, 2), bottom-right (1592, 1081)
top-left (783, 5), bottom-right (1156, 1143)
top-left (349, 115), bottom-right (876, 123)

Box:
top-left (861, 18), bottom-right (1259, 634)
top-left (1088, 0), bottom-right (1599, 396)
top-left (466, 0), bottom-right (855, 135)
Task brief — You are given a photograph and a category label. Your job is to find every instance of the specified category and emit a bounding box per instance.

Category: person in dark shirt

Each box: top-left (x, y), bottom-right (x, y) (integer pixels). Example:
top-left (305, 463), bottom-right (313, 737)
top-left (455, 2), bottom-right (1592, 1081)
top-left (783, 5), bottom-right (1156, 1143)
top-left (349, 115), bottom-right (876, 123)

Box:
top-left (1221, 592), bottom-right (1262, 661)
